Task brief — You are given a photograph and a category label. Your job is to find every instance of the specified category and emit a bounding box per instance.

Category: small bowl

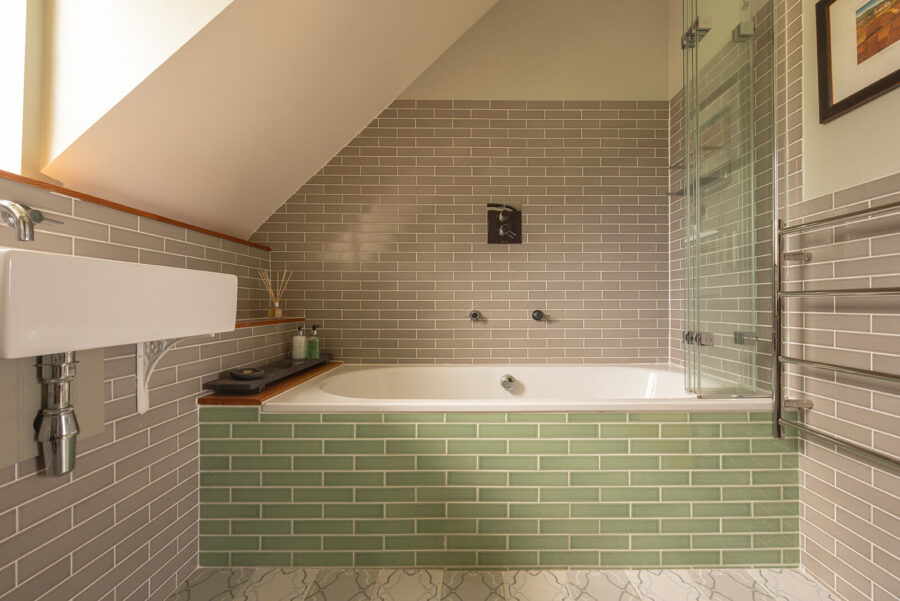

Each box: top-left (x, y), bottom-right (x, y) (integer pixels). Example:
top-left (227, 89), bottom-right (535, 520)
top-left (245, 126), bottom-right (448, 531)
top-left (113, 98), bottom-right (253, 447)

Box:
top-left (229, 367), bottom-right (264, 380)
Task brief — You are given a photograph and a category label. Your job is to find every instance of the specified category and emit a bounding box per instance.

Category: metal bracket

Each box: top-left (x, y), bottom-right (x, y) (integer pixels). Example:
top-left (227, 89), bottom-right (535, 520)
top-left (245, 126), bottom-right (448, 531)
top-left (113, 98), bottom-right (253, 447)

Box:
top-left (683, 331), bottom-right (714, 346)
top-left (136, 338), bottom-right (185, 414)
top-left (783, 251), bottom-right (812, 263)
top-left (681, 16), bottom-right (711, 49)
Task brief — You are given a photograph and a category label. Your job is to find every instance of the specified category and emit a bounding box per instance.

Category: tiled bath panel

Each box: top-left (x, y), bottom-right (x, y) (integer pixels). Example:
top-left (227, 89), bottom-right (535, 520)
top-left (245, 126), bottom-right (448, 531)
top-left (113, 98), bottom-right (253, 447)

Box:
top-left (165, 567), bottom-right (838, 601)
top-left (198, 408), bottom-right (799, 569)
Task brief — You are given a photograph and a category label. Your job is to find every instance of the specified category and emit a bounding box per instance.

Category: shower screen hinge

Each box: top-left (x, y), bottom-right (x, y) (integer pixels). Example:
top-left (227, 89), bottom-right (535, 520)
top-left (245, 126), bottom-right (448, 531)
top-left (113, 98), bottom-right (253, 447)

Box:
top-left (681, 16), bottom-right (712, 49)
top-left (683, 331), bottom-right (714, 346)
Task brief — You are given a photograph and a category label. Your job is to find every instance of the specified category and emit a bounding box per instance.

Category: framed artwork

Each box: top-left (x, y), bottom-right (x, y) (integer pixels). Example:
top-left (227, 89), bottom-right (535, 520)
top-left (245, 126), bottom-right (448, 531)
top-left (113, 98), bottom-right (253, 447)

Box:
top-left (816, 0), bottom-right (900, 123)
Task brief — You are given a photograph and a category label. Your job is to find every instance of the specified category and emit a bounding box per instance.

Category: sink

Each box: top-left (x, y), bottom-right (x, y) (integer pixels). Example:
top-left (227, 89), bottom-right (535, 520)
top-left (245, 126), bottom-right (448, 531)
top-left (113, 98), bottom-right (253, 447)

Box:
top-left (0, 248), bottom-right (237, 359)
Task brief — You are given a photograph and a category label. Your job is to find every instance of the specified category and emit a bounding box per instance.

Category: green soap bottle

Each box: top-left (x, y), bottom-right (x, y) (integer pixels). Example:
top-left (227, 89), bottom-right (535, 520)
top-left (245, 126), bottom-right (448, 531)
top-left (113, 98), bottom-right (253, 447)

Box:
top-left (307, 325), bottom-right (320, 359)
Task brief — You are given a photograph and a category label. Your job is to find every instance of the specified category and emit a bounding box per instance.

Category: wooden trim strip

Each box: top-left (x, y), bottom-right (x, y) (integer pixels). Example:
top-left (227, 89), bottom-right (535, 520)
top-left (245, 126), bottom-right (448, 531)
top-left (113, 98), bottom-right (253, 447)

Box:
top-left (0, 169), bottom-right (271, 251)
top-left (198, 361), bottom-right (341, 405)
top-left (235, 317), bottom-right (305, 329)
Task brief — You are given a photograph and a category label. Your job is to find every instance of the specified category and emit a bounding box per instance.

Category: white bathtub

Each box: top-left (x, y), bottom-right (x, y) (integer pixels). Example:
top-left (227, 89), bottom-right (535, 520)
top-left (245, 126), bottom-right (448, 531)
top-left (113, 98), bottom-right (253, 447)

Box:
top-left (261, 364), bottom-right (771, 413)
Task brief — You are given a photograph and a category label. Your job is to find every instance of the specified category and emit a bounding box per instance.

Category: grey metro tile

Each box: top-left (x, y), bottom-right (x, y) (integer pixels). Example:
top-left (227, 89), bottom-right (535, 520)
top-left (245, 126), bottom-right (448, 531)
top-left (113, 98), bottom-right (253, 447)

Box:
top-left (567, 570), bottom-right (641, 601)
top-left (441, 571), bottom-right (505, 601)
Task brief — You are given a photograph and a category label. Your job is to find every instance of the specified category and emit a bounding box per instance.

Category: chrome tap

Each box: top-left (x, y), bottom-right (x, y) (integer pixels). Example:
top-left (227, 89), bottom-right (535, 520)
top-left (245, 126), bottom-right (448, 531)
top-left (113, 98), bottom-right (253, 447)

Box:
top-left (0, 199), bottom-right (62, 242)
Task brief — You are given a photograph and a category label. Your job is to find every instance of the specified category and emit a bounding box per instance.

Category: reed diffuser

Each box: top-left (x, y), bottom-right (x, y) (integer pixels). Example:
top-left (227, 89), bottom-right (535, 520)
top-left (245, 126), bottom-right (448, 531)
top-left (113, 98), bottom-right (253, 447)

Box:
top-left (259, 268), bottom-right (291, 318)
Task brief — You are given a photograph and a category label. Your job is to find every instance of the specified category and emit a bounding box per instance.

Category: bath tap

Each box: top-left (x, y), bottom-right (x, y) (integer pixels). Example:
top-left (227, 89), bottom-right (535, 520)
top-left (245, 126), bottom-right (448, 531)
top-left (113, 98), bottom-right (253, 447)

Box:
top-left (531, 309), bottom-right (550, 322)
top-left (0, 199), bottom-right (62, 241)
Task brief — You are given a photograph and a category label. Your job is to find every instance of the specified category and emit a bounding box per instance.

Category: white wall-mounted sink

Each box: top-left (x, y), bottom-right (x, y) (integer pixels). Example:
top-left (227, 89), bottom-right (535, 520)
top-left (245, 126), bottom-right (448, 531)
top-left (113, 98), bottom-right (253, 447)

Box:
top-left (0, 248), bottom-right (237, 359)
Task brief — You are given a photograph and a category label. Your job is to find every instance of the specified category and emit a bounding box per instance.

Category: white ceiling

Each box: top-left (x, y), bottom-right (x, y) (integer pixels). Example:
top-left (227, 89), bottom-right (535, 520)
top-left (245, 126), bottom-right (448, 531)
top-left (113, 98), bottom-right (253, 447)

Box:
top-left (41, 0), bottom-right (498, 239)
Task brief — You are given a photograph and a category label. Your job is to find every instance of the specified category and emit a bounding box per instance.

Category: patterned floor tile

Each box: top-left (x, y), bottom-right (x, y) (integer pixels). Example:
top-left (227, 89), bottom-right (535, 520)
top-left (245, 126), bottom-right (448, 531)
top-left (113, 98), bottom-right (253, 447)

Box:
top-left (628, 570), bottom-right (705, 601)
top-left (567, 570), bottom-right (641, 601)
top-left (505, 570), bottom-right (573, 601)
top-left (240, 568), bottom-right (319, 601)
top-left (304, 568), bottom-right (379, 601)
top-left (374, 569), bottom-right (443, 601)
top-left (691, 570), bottom-right (776, 601)
top-left (167, 568), bottom-right (256, 601)
top-left (751, 569), bottom-right (839, 601)
top-left (441, 571), bottom-right (505, 601)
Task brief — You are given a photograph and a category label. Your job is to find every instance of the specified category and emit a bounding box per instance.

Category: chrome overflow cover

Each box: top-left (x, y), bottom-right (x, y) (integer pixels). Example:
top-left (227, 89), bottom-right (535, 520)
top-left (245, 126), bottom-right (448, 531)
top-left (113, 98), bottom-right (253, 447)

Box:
top-left (500, 374), bottom-right (516, 391)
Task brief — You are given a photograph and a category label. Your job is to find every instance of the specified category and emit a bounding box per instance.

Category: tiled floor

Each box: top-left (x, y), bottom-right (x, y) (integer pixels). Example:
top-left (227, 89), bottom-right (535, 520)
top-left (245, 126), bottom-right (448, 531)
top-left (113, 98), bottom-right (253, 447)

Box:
top-left (167, 567), bottom-right (838, 601)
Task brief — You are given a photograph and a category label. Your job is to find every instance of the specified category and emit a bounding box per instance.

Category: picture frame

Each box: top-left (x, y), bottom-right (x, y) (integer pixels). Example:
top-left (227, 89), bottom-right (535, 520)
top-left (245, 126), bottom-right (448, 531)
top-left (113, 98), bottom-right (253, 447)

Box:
top-left (816, 0), bottom-right (900, 123)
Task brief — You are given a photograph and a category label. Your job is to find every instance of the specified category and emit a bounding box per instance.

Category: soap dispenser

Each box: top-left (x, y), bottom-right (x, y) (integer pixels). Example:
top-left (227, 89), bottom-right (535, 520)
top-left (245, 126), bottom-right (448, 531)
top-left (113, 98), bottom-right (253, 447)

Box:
top-left (307, 325), bottom-right (320, 359)
top-left (291, 325), bottom-right (307, 360)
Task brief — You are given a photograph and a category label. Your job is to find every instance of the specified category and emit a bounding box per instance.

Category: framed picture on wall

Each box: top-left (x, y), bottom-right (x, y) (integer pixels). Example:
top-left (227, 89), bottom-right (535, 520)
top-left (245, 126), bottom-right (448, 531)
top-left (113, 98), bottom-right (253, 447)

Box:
top-left (816, 0), bottom-right (900, 123)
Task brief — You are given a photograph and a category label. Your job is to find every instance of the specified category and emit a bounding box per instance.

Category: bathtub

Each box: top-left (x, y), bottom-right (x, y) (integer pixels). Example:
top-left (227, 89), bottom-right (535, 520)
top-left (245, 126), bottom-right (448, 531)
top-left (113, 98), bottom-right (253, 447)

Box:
top-left (261, 364), bottom-right (770, 413)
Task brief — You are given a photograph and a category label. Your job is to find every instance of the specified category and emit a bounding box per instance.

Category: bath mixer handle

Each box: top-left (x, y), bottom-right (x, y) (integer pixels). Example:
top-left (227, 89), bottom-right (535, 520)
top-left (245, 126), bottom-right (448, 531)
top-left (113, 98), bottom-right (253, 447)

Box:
top-left (532, 309), bottom-right (550, 322)
top-left (469, 310), bottom-right (483, 321)
top-left (500, 374), bottom-right (516, 391)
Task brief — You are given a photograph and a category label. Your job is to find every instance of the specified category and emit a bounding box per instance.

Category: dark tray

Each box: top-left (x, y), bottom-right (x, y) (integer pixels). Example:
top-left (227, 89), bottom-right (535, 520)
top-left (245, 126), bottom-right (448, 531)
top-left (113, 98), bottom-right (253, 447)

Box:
top-left (204, 354), bottom-right (333, 393)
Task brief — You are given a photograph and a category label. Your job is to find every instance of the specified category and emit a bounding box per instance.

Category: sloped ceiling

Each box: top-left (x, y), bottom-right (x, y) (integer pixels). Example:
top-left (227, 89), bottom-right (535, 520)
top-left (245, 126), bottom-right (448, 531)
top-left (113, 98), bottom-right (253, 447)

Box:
top-left (41, 0), bottom-right (498, 239)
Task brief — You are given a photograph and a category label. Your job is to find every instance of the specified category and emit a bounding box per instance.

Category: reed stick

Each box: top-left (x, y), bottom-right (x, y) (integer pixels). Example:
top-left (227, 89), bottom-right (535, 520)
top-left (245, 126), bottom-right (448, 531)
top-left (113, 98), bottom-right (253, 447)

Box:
top-left (259, 268), bottom-right (291, 304)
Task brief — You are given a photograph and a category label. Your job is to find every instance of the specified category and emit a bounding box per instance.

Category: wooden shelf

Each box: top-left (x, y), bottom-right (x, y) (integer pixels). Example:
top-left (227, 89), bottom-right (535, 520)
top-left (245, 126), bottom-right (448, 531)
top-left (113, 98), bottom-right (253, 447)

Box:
top-left (235, 317), bottom-right (305, 329)
top-left (198, 361), bottom-right (341, 405)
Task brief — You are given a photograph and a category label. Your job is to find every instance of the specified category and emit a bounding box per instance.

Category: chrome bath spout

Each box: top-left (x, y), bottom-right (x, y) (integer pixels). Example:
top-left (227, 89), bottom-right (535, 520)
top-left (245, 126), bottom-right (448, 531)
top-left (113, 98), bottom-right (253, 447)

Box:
top-left (0, 199), bottom-right (35, 241)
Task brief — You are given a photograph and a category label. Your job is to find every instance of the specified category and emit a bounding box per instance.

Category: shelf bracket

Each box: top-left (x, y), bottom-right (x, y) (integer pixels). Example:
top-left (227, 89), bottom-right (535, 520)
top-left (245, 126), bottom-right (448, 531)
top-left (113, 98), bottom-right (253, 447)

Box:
top-left (135, 338), bottom-right (186, 414)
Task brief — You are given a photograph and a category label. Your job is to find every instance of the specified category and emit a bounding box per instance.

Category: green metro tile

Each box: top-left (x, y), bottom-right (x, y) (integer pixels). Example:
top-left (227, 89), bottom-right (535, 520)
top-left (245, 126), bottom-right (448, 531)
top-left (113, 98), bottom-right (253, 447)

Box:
top-left (293, 456), bottom-right (353, 470)
top-left (661, 424), bottom-right (720, 438)
top-left (601, 456), bottom-right (658, 470)
top-left (323, 472), bottom-right (383, 487)
top-left (445, 413), bottom-right (505, 423)
top-left (631, 472), bottom-right (689, 486)
top-left (386, 503), bottom-right (446, 518)
top-left (661, 455), bottom-right (720, 469)
top-left (261, 536), bottom-right (322, 550)
top-left (570, 472), bottom-right (629, 486)
top-left (509, 440), bottom-right (568, 454)
top-left (722, 550), bottom-right (782, 565)
top-left (416, 551), bottom-right (477, 566)
top-left (416, 519), bottom-right (477, 533)
top-left (479, 488), bottom-right (537, 502)
top-left (631, 440), bottom-right (690, 454)
top-left (570, 503), bottom-right (629, 518)
top-left (357, 424), bottom-right (415, 438)
top-left (541, 487), bottom-right (598, 502)
top-left (689, 412), bottom-right (747, 422)
top-left (448, 503), bottom-right (506, 518)
top-left (448, 440), bottom-right (506, 454)
top-left (540, 551), bottom-right (598, 566)
top-left (632, 535), bottom-right (691, 549)
top-left (200, 536), bottom-right (258, 551)
top-left (599, 551), bottom-right (660, 567)
top-left (294, 487), bottom-right (353, 502)
top-left (200, 407), bottom-right (259, 422)
top-left (661, 551), bottom-right (721, 566)
top-left (232, 488), bottom-right (291, 502)
top-left (385, 535), bottom-right (445, 550)
top-left (540, 424), bottom-right (598, 438)
top-left (323, 440), bottom-right (383, 454)
top-left (448, 472), bottom-right (504, 486)
top-left (693, 503), bottom-right (752, 517)
top-left (782, 549), bottom-right (800, 565)
top-left (323, 536), bottom-right (382, 550)
top-left (232, 456), bottom-right (292, 471)
top-left (232, 424), bottom-right (292, 438)
top-left (661, 487), bottom-right (720, 502)
top-left (200, 456), bottom-right (230, 470)
top-left (693, 534), bottom-right (752, 549)
top-left (324, 504), bottom-right (383, 518)
top-left (356, 456), bottom-right (415, 470)
top-left (632, 503), bottom-right (690, 518)
top-left (507, 413), bottom-right (567, 423)
top-left (478, 519), bottom-right (538, 534)
top-left (356, 488), bottom-right (415, 502)
top-left (722, 423), bottom-right (772, 438)
top-left (199, 424), bottom-right (230, 438)
top-left (479, 424), bottom-right (538, 438)
top-left (781, 517), bottom-right (800, 532)
top-left (232, 552), bottom-right (291, 566)
top-left (601, 424), bottom-right (659, 438)
top-left (752, 470), bottom-right (798, 485)
top-left (386, 440), bottom-right (445, 454)
top-left (200, 504), bottom-right (259, 519)
top-left (293, 424), bottom-right (354, 438)
top-left (200, 488), bottom-right (229, 502)
top-left (723, 486), bottom-right (781, 501)
top-left (477, 551), bottom-right (538, 567)
top-left (508, 535), bottom-right (569, 550)
top-left (291, 552), bottom-right (353, 567)
top-left (199, 520), bottom-right (229, 534)
top-left (511, 472), bottom-right (568, 486)
top-left (262, 472), bottom-right (321, 486)
top-left (417, 456), bottom-right (476, 470)
top-left (480, 456), bottom-right (536, 470)
top-left (263, 440), bottom-right (322, 454)
top-left (722, 518), bottom-right (782, 532)
top-left (201, 440), bottom-right (260, 455)
top-left (692, 471), bottom-right (750, 485)
top-left (419, 487), bottom-right (476, 502)
top-left (321, 413), bottom-right (383, 422)
top-left (753, 533), bottom-right (799, 547)
top-left (201, 472), bottom-right (259, 487)
top-left (198, 552), bottom-right (229, 566)
top-left (355, 520), bottom-right (415, 534)
top-left (262, 504), bottom-right (322, 519)
top-left (661, 519), bottom-right (720, 533)
top-left (293, 520), bottom-right (353, 534)
top-left (568, 413), bottom-right (627, 422)
top-left (355, 552), bottom-right (415, 567)
top-left (782, 454), bottom-right (799, 468)
top-left (417, 424), bottom-right (477, 438)
top-left (569, 440), bottom-right (629, 454)
top-left (540, 519), bottom-right (599, 534)
top-left (628, 412), bottom-right (688, 422)
top-left (510, 504), bottom-right (568, 518)
top-left (541, 456), bottom-right (598, 470)
top-left (602, 487), bottom-right (659, 502)
top-left (751, 438), bottom-right (797, 452)
top-left (388, 471), bottom-right (445, 486)
top-left (569, 535), bottom-right (629, 549)
top-left (231, 520), bottom-right (291, 534)
top-left (384, 413), bottom-right (445, 422)
top-left (260, 413), bottom-right (320, 422)
top-left (448, 535), bottom-right (507, 549)
top-left (753, 502), bottom-right (799, 516)
top-left (600, 519), bottom-right (659, 533)
top-left (691, 440), bottom-right (750, 453)
top-left (722, 455), bottom-right (781, 469)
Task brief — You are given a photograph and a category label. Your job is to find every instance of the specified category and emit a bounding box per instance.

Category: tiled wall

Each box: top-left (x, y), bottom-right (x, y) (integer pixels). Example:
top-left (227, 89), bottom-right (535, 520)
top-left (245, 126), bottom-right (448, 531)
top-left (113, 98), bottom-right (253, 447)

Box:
top-left (0, 178), bottom-right (291, 601)
top-left (198, 407), bottom-right (799, 569)
top-left (251, 99), bottom-right (670, 364)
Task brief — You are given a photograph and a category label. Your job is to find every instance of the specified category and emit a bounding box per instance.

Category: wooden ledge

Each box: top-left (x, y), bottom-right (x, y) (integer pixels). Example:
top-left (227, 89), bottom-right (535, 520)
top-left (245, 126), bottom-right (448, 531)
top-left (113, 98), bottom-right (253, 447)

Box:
top-left (235, 317), bottom-right (305, 329)
top-left (198, 361), bottom-right (341, 406)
